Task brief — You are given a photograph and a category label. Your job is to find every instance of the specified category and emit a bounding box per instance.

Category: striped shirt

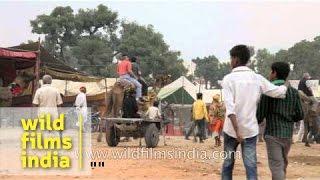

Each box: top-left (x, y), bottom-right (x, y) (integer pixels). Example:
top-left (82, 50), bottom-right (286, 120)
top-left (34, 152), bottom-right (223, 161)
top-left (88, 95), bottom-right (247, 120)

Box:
top-left (257, 80), bottom-right (304, 138)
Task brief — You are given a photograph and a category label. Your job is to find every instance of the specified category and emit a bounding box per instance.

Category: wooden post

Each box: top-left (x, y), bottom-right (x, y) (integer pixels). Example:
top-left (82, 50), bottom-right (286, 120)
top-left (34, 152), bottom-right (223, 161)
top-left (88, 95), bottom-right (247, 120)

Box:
top-left (105, 78), bottom-right (107, 100)
top-left (64, 80), bottom-right (68, 96)
top-left (33, 37), bottom-right (41, 96)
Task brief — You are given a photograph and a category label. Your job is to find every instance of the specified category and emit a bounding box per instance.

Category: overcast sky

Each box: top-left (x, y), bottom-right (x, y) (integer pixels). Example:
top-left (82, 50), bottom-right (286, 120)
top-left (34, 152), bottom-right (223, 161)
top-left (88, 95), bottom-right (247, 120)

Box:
top-left (1, 0), bottom-right (320, 61)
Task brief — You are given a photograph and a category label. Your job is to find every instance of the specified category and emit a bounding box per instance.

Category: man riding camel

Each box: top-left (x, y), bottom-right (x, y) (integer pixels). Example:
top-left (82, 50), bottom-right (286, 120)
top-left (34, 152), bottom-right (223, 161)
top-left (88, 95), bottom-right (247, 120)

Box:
top-left (117, 54), bottom-right (142, 100)
top-left (130, 56), bottom-right (148, 96)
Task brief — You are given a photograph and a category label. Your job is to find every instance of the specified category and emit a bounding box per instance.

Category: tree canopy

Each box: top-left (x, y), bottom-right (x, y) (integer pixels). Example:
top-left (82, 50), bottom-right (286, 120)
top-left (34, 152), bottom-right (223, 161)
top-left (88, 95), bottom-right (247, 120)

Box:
top-left (30, 4), bottom-right (187, 80)
top-left (254, 36), bottom-right (320, 80)
top-left (30, 4), bottom-right (320, 84)
top-left (193, 55), bottom-right (230, 89)
top-left (118, 22), bottom-right (186, 80)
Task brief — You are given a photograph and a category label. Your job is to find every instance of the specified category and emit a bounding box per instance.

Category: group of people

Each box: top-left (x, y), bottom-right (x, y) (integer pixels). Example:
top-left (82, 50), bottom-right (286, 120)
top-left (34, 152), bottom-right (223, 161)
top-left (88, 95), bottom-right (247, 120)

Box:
top-left (184, 45), bottom-right (318, 180)
top-left (220, 45), bottom-right (318, 180)
top-left (116, 54), bottom-right (148, 100)
top-left (1, 44), bottom-right (318, 180)
top-left (33, 53), bottom-right (154, 128)
top-left (117, 53), bottom-right (161, 121)
top-left (185, 92), bottom-right (225, 146)
top-left (32, 75), bottom-right (88, 129)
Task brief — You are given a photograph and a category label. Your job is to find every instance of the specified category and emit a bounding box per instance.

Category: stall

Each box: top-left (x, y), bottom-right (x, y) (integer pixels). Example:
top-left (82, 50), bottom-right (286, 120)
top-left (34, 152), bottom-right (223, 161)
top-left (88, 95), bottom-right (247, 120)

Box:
top-left (0, 44), bottom-right (40, 106)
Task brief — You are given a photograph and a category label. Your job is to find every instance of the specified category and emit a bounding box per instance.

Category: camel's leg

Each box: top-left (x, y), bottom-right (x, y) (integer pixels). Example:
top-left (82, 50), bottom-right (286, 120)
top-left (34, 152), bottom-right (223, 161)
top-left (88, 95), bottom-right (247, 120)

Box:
top-left (97, 90), bottom-right (113, 142)
top-left (97, 118), bottom-right (105, 142)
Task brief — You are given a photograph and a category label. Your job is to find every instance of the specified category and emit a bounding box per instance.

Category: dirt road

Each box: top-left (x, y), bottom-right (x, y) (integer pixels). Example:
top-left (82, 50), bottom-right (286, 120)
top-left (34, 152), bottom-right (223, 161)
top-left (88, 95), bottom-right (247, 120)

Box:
top-left (1, 134), bottom-right (320, 180)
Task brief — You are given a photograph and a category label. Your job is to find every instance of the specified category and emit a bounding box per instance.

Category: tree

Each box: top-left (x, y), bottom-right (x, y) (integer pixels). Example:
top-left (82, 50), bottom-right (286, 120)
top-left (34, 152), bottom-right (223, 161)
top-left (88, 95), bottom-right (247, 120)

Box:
top-left (255, 49), bottom-right (275, 78)
top-left (71, 37), bottom-right (114, 76)
top-left (75, 4), bottom-right (118, 37)
top-left (30, 5), bottom-right (188, 79)
top-left (31, 6), bottom-right (76, 60)
top-left (217, 62), bottom-right (231, 85)
top-left (75, 4), bottom-right (119, 51)
top-left (253, 36), bottom-right (320, 80)
top-left (286, 39), bottom-right (320, 79)
top-left (193, 55), bottom-right (220, 89)
top-left (31, 4), bottom-right (120, 76)
top-left (118, 22), bottom-right (187, 80)
top-left (71, 5), bottom-right (119, 76)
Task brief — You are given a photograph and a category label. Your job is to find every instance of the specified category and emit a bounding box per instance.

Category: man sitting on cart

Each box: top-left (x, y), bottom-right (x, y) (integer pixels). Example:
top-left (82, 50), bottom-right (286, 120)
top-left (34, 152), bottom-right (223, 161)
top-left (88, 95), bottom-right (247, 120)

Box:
top-left (145, 101), bottom-right (161, 121)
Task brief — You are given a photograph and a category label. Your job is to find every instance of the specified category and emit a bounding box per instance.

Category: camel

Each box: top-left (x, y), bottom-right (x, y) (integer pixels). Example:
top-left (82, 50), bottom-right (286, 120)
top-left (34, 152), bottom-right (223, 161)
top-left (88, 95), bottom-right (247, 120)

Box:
top-left (97, 80), bottom-right (133, 142)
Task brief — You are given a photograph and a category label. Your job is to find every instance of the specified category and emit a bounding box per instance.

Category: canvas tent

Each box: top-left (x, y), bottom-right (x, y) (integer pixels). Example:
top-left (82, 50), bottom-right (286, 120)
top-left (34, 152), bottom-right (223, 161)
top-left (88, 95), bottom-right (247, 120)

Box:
top-left (10, 42), bottom-right (102, 82)
top-left (157, 76), bottom-right (197, 104)
top-left (157, 76), bottom-right (224, 136)
top-left (157, 76), bottom-right (224, 104)
top-left (1, 42), bottom-right (110, 106)
top-left (38, 78), bottom-right (117, 104)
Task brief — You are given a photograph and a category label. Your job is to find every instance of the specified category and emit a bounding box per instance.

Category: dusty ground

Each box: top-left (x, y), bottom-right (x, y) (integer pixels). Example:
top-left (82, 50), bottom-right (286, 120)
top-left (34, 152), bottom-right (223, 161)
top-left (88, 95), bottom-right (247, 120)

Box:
top-left (1, 133), bottom-right (320, 180)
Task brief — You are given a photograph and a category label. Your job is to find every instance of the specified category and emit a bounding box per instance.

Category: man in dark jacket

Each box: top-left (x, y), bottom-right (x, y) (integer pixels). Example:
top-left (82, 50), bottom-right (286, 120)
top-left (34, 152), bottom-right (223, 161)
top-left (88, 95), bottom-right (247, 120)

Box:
top-left (130, 56), bottom-right (148, 96)
top-left (122, 88), bottom-right (140, 118)
top-left (298, 73), bottom-right (313, 97)
top-left (298, 72), bottom-right (318, 146)
top-left (257, 62), bottom-right (304, 180)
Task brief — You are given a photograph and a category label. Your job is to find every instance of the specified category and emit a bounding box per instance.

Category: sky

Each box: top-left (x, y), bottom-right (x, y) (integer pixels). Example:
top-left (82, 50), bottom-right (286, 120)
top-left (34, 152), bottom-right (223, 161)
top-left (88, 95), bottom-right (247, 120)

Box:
top-left (1, 0), bottom-right (320, 61)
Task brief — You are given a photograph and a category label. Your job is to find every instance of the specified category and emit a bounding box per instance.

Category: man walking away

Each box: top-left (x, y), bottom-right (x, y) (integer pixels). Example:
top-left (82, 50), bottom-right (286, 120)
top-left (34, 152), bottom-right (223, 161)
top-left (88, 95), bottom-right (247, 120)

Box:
top-left (117, 54), bottom-right (142, 100)
top-left (33, 75), bottom-right (63, 137)
top-left (298, 73), bottom-right (314, 97)
top-left (298, 72), bottom-right (317, 146)
top-left (221, 45), bottom-right (288, 180)
top-left (257, 62), bottom-right (304, 180)
top-left (192, 93), bottom-right (208, 143)
top-left (75, 86), bottom-right (88, 127)
top-left (185, 109), bottom-right (197, 142)
top-left (33, 75), bottom-right (63, 119)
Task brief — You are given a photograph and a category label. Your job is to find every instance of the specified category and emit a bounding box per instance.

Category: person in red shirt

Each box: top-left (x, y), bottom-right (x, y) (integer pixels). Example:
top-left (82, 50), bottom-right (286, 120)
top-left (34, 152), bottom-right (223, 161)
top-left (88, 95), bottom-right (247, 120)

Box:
top-left (117, 54), bottom-right (142, 99)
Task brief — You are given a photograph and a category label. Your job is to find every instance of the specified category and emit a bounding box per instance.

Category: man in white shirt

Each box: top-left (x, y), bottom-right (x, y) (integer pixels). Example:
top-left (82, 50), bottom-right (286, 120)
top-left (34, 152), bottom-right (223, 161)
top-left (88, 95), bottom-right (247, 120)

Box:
top-left (75, 86), bottom-right (88, 126)
top-left (33, 75), bottom-right (63, 120)
top-left (221, 45), bottom-right (288, 180)
top-left (33, 75), bottom-right (63, 138)
top-left (145, 101), bottom-right (161, 120)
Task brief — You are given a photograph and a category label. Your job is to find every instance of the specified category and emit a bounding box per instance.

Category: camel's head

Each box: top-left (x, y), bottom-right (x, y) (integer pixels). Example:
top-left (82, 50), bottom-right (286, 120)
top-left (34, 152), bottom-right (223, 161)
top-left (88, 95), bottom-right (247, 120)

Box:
top-left (14, 72), bottom-right (35, 89)
top-left (9, 72), bottom-right (35, 96)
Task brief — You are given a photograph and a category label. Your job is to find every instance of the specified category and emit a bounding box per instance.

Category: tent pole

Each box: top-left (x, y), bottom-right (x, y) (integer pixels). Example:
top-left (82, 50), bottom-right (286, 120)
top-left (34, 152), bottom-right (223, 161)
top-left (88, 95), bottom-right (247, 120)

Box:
top-left (64, 80), bottom-right (68, 96)
top-left (180, 77), bottom-right (185, 135)
top-left (33, 37), bottom-right (41, 96)
top-left (104, 78), bottom-right (107, 102)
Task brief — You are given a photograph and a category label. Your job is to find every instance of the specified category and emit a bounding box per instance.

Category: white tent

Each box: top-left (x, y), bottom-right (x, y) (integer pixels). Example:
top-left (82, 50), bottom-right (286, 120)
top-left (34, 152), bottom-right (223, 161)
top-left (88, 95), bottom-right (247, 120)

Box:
top-left (157, 76), bottom-right (223, 104)
top-left (157, 76), bottom-right (197, 104)
top-left (40, 78), bottom-right (117, 97)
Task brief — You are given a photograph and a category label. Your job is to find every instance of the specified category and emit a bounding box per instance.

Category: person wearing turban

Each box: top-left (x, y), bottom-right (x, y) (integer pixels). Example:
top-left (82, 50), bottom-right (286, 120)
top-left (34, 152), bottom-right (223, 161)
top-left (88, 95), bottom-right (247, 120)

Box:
top-left (208, 94), bottom-right (225, 146)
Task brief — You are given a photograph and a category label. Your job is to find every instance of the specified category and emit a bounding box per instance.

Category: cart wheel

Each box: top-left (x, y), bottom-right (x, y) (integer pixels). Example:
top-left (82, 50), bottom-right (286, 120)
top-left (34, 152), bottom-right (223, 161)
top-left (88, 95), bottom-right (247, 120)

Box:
top-left (307, 132), bottom-right (314, 143)
top-left (145, 123), bottom-right (159, 148)
top-left (106, 125), bottom-right (120, 147)
top-left (315, 134), bottom-right (320, 144)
